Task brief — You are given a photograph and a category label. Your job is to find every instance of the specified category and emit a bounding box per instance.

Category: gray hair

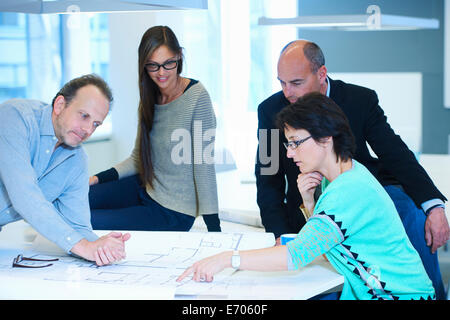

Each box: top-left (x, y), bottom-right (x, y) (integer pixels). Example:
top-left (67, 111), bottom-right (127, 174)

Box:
top-left (303, 41), bottom-right (325, 73)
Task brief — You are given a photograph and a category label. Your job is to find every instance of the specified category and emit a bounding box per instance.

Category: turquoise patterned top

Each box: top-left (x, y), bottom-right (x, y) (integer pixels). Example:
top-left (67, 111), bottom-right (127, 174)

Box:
top-left (287, 160), bottom-right (435, 300)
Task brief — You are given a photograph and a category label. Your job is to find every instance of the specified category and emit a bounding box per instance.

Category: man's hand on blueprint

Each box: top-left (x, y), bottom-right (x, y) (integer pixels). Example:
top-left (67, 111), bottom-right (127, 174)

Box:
top-left (71, 232), bottom-right (131, 266)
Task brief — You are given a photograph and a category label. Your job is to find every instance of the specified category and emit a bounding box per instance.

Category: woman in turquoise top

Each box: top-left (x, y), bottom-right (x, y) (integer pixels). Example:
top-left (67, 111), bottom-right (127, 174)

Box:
top-left (177, 92), bottom-right (435, 300)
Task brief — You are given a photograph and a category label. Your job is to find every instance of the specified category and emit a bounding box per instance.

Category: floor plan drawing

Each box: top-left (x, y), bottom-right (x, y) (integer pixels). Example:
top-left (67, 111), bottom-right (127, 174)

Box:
top-left (0, 231), bottom-right (275, 298)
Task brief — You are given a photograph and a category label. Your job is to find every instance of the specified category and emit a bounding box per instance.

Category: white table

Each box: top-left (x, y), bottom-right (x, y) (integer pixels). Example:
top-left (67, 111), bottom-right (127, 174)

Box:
top-left (0, 220), bottom-right (343, 300)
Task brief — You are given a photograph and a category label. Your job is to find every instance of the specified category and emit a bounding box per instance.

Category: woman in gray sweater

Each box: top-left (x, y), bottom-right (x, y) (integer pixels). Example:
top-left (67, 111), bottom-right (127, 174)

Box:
top-left (89, 26), bottom-right (220, 232)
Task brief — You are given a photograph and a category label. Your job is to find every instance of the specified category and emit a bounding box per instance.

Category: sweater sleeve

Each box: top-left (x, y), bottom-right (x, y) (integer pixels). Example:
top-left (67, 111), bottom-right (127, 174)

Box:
top-left (191, 87), bottom-right (219, 216)
top-left (287, 217), bottom-right (342, 269)
top-left (95, 167), bottom-right (119, 184)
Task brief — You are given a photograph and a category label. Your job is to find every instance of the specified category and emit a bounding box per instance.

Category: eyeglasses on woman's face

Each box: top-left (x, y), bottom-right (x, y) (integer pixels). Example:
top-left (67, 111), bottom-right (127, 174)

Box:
top-left (283, 135), bottom-right (312, 150)
top-left (144, 59), bottom-right (179, 72)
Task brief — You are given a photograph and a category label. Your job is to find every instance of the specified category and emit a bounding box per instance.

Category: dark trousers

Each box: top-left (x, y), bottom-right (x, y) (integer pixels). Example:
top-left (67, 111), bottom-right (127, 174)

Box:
top-left (384, 185), bottom-right (445, 300)
top-left (89, 175), bottom-right (195, 231)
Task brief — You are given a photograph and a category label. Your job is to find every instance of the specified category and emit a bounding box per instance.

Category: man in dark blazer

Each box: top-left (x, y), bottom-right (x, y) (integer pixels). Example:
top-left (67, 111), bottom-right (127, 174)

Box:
top-left (255, 40), bottom-right (449, 299)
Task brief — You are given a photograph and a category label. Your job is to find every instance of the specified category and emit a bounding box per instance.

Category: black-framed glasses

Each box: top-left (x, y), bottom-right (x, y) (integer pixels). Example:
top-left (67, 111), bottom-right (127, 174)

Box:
top-left (283, 136), bottom-right (312, 150)
top-left (12, 254), bottom-right (59, 269)
top-left (144, 59), bottom-right (180, 72)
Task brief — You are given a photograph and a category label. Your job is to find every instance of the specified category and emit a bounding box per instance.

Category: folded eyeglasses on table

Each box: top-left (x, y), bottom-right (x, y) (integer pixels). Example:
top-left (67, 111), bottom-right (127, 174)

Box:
top-left (12, 254), bottom-right (59, 268)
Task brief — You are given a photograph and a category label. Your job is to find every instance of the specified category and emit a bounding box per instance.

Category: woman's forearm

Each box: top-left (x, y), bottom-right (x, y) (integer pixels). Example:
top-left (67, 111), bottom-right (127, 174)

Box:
top-left (239, 245), bottom-right (288, 272)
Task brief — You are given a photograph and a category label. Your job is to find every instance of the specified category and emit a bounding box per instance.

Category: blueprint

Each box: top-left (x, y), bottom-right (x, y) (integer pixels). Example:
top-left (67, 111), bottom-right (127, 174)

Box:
top-left (0, 231), bottom-right (275, 299)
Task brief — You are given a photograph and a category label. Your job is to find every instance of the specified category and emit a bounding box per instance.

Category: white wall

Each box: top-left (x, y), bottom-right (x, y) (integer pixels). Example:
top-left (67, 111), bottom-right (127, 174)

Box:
top-left (83, 139), bottom-right (117, 175)
top-left (329, 72), bottom-right (423, 154)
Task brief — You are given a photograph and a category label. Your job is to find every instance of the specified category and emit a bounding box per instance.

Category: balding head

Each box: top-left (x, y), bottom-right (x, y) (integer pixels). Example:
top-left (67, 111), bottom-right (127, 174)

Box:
top-left (277, 40), bottom-right (328, 103)
top-left (280, 40), bottom-right (325, 73)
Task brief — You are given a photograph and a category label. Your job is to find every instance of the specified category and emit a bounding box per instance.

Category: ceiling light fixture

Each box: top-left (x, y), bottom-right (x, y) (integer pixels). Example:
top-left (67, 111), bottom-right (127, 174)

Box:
top-left (258, 5), bottom-right (439, 31)
top-left (0, 0), bottom-right (207, 14)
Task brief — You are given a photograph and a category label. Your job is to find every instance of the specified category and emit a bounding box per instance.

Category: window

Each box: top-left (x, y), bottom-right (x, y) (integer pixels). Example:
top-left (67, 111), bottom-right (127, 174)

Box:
top-left (0, 12), bottom-right (111, 141)
top-left (61, 12), bottom-right (111, 141)
top-left (0, 13), bottom-right (29, 103)
top-left (89, 14), bottom-right (109, 81)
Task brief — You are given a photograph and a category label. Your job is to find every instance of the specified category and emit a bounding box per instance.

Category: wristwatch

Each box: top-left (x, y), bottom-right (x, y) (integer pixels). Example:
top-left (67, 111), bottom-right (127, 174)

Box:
top-left (231, 250), bottom-right (240, 269)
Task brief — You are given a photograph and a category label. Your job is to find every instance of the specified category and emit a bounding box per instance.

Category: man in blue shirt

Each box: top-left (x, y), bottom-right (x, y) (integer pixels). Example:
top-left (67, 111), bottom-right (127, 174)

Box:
top-left (0, 74), bottom-right (130, 266)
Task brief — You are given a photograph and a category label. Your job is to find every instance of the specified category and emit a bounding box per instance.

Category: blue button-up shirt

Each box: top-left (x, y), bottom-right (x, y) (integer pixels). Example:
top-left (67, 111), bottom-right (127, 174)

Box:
top-left (0, 99), bottom-right (98, 253)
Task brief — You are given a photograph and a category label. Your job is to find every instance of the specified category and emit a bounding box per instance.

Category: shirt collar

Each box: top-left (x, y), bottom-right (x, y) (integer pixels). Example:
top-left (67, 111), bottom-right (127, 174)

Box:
top-left (40, 103), bottom-right (57, 137)
top-left (326, 76), bottom-right (331, 97)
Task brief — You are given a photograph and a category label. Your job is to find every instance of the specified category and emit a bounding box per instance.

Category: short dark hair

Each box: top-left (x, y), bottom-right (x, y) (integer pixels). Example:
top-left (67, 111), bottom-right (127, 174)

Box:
top-left (51, 74), bottom-right (113, 109)
top-left (275, 92), bottom-right (355, 162)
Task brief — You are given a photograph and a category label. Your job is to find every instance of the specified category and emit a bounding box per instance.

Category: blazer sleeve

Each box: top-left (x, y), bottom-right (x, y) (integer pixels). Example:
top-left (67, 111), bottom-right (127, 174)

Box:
top-left (363, 90), bottom-right (446, 206)
top-left (255, 100), bottom-right (291, 238)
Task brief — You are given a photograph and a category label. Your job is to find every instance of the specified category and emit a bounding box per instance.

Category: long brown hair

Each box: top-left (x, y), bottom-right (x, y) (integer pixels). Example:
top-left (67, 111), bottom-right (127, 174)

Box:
top-left (137, 25), bottom-right (183, 188)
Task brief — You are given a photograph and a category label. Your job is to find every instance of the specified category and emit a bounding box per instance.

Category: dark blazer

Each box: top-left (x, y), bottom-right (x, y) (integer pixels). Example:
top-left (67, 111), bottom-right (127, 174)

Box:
top-left (255, 77), bottom-right (446, 238)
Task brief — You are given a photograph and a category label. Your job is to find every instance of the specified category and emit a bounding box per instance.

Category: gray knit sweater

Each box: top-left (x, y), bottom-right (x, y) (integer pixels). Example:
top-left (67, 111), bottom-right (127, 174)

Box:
top-left (114, 81), bottom-right (219, 217)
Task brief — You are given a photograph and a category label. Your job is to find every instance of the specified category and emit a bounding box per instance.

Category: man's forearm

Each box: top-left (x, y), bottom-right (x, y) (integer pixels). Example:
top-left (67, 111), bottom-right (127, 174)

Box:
top-left (70, 238), bottom-right (93, 261)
